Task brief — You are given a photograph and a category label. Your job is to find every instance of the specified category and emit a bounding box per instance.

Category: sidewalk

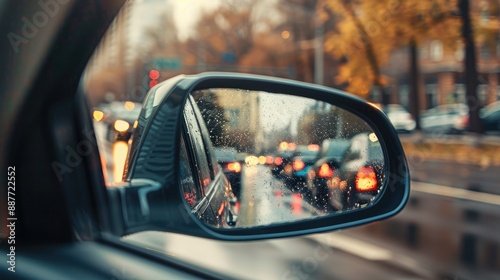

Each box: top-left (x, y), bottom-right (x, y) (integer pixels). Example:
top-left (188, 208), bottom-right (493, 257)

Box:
top-left (399, 132), bottom-right (500, 166)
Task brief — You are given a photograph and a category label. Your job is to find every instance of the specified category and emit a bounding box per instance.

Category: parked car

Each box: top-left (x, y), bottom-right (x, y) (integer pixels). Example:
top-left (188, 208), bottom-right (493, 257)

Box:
top-left (459, 103), bottom-right (500, 133)
top-left (382, 104), bottom-right (416, 133)
top-left (305, 138), bottom-right (352, 204)
top-left (480, 106), bottom-right (500, 132)
top-left (420, 103), bottom-right (468, 134)
top-left (214, 147), bottom-right (242, 198)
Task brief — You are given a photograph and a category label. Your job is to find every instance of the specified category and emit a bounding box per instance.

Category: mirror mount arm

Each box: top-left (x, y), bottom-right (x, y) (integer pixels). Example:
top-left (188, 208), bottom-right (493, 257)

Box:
top-left (106, 179), bottom-right (163, 236)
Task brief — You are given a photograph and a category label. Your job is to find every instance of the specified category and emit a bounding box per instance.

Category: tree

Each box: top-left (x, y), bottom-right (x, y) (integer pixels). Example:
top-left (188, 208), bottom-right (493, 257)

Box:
top-left (460, 0), bottom-right (481, 133)
top-left (321, 0), bottom-right (460, 98)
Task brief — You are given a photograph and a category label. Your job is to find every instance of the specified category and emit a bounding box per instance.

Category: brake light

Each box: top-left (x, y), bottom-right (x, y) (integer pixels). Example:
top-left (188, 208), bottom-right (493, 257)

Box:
top-left (318, 163), bottom-right (333, 178)
top-left (355, 166), bottom-right (378, 192)
top-left (227, 162), bottom-right (241, 173)
top-left (308, 144), bottom-right (320, 151)
top-left (266, 156), bottom-right (274, 165)
top-left (461, 115), bottom-right (469, 127)
top-left (274, 157), bottom-right (283, 165)
top-left (293, 159), bottom-right (305, 171)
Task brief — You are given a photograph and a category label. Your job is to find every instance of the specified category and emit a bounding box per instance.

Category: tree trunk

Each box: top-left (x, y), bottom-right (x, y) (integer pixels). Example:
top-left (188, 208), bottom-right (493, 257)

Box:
top-left (459, 0), bottom-right (482, 133)
top-left (409, 38), bottom-right (421, 130)
top-left (341, 0), bottom-right (388, 104)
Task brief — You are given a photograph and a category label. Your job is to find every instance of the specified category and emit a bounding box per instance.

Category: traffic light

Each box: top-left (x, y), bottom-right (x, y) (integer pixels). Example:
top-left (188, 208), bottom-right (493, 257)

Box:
top-left (149, 69), bottom-right (160, 88)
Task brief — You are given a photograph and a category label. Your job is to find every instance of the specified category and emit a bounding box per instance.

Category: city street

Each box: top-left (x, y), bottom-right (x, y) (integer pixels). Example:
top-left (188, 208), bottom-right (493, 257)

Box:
top-left (96, 123), bottom-right (500, 279)
top-left (237, 165), bottom-right (323, 228)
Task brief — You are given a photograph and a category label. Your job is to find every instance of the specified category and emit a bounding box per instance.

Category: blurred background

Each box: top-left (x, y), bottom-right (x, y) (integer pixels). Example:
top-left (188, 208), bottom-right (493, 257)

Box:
top-left (83, 0), bottom-right (500, 279)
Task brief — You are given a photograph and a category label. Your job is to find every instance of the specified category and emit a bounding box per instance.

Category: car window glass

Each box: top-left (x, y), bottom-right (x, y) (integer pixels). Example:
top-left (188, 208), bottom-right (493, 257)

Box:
top-left (189, 95), bottom-right (220, 177)
top-left (183, 99), bottom-right (212, 193)
top-left (179, 134), bottom-right (201, 208)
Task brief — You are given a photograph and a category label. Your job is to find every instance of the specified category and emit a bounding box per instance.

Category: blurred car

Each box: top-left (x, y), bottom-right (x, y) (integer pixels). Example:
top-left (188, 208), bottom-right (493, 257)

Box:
top-left (459, 103), bottom-right (500, 133)
top-left (382, 104), bottom-right (416, 133)
top-left (270, 149), bottom-right (295, 179)
top-left (214, 147), bottom-right (242, 198)
top-left (420, 103), bottom-right (468, 134)
top-left (305, 138), bottom-right (352, 203)
top-left (282, 144), bottom-right (320, 192)
top-left (327, 133), bottom-right (385, 211)
top-left (93, 101), bottom-right (142, 142)
top-left (480, 106), bottom-right (500, 132)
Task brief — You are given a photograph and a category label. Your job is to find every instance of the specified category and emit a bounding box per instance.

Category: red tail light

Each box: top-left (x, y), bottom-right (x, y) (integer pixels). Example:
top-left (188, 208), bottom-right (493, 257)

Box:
top-left (274, 156), bottom-right (283, 165)
top-left (266, 156), bottom-right (274, 165)
top-left (318, 163), bottom-right (333, 178)
top-left (293, 159), bottom-right (305, 171)
top-left (355, 166), bottom-right (378, 192)
top-left (227, 162), bottom-right (241, 173)
top-left (461, 115), bottom-right (469, 127)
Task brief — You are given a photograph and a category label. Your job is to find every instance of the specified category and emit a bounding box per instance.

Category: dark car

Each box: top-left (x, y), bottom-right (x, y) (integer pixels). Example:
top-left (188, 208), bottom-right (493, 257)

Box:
top-left (93, 101), bottom-right (142, 142)
top-left (305, 138), bottom-right (351, 204)
top-left (213, 147), bottom-right (242, 198)
top-left (270, 149), bottom-right (295, 178)
top-left (461, 103), bottom-right (500, 133)
top-left (480, 106), bottom-right (500, 132)
top-left (125, 93), bottom-right (239, 228)
top-left (322, 133), bottom-right (384, 211)
top-left (282, 145), bottom-right (320, 191)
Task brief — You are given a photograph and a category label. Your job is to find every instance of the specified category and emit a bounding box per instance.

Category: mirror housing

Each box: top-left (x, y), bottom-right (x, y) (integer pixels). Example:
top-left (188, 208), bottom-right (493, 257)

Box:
top-left (108, 72), bottom-right (410, 240)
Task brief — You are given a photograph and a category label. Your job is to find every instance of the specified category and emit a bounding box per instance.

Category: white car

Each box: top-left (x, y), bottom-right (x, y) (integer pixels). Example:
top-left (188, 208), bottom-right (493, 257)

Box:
top-left (420, 103), bottom-right (468, 134)
top-left (383, 104), bottom-right (416, 133)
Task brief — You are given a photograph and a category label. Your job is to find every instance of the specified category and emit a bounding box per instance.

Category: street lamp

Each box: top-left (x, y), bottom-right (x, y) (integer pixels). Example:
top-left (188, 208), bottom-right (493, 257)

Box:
top-left (283, 3), bottom-right (325, 85)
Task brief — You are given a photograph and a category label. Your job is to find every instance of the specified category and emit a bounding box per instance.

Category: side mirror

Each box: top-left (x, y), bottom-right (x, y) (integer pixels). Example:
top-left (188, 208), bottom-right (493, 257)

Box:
top-left (110, 72), bottom-right (409, 241)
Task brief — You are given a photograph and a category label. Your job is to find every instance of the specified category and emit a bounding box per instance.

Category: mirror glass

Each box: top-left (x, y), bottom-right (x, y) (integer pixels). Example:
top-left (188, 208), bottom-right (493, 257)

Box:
top-left (187, 89), bottom-right (385, 229)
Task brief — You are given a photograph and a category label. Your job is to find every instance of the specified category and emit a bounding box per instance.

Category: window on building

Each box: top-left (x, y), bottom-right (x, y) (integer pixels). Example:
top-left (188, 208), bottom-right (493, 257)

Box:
top-left (430, 40), bottom-right (443, 61)
top-left (480, 44), bottom-right (491, 59)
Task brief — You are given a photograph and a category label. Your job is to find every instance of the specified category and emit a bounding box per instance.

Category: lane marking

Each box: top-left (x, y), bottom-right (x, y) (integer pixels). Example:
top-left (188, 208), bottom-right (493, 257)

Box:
top-left (411, 181), bottom-right (500, 206)
top-left (310, 233), bottom-right (433, 279)
top-left (311, 234), bottom-right (393, 261)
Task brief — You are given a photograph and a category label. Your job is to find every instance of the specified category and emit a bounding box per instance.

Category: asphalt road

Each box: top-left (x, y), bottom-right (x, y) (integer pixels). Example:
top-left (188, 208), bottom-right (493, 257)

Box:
top-left (237, 165), bottom-right (323, 228)
top-left (95, 122), bottom-right (500, 279)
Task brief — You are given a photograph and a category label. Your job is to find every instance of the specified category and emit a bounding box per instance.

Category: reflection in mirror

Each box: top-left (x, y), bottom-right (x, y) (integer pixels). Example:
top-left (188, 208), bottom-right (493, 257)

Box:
top-left (188, 89), bottom-right (385, 229)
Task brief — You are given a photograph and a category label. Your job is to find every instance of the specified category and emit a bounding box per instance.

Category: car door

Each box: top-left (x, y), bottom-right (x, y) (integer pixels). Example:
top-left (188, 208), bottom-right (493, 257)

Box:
top-left (182, 96), bottom-right (237, 228)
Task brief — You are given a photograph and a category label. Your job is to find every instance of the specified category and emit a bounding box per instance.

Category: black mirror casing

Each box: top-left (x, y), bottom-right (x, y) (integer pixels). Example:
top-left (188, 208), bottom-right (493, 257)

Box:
top-left (111, 72), bottom-right (410, 241)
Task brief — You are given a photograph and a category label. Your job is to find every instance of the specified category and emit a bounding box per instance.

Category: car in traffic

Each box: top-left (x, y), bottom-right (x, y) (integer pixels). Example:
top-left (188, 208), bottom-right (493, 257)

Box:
top-left (270, 148), bottom-right (295, 179)
top-left (213, 147), bottom-right (242, 198)
top-left (327, 133), bottom-right (385, 211)
top-left (305, 138), bottom-right (352, 205)
top-left (382, 104), bottom-right (416, 133)
top-left (281, 144), bottom-right (320, 192)
top-left (419, 103), bottom-right (468, 134)
top-left (93, 101), bottom-right (142, 142)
